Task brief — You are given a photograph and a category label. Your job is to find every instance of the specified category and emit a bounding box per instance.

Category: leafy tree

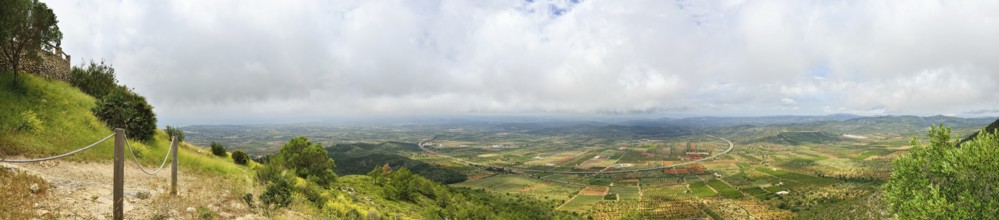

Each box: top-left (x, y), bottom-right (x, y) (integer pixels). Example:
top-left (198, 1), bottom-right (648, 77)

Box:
top-left (231, 150), bottom-right (249, 165)
top-left (92, 88), bottom-right (156, 141)
top-left (884, 124), bottom-right (999, 219)
top-left (0, 0), bottom-right (62, 88)
top-left (276, 136), bottom-right (336, 186)
top-left (210, 142), bottom-right (226, 157)
top-left (164, 125), bottom-right (185, 142)
top-left (69, 61), bottom-right (118, 98)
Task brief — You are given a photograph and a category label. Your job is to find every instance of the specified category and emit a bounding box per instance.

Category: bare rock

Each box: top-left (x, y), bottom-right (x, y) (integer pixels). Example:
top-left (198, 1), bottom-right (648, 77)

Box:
top-left (185, 207), bottom-right (196, 213)
top-left (29, 183), bottom-right (40, 194)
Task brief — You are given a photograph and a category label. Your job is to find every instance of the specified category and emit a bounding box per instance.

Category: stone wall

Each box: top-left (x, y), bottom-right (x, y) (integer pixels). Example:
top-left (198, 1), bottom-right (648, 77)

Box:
top-left (1, 46), bottom-right (72, 82)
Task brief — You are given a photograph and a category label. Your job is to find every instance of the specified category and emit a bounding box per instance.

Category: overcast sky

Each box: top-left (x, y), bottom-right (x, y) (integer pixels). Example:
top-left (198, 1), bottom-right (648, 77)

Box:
top-left (47, 0), bottom-right (999, 126)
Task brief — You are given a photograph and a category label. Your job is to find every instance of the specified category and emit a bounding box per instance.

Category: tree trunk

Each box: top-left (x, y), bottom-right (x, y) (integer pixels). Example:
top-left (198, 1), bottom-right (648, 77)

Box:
top-left (12, 61), bottom-right (19, 88)
top-left (11, 59), bottom-right (20, 88)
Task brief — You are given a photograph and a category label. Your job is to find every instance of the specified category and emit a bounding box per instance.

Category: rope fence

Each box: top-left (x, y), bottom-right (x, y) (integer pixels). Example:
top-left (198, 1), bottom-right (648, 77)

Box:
top-left (124, 133), bottom-right (173, 175)
top-left (0, 128), bottom-right (179, 220)
top-left (0, 133), bottom-right (115, 163)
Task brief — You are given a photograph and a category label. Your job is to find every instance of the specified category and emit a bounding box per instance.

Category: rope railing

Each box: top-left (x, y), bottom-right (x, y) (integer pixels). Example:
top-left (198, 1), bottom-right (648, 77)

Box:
top-left (0, 133), bottom-right (115, 163)
top-left (123, 133), bottom-right (173, 175)
top-left (0, 128), bottom-right (180, 220)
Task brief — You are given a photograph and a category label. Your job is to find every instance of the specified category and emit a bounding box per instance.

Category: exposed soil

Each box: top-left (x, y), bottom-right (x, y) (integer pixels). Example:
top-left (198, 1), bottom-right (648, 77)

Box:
top-left (1, 159), bottom-right (264, 219)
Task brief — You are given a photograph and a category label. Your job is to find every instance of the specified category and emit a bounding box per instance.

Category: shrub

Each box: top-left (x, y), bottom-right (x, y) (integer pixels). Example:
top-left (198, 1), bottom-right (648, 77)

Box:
top-left (885, 125), bottom-right (999, 219)
top-left (164, 125), bottom-right (185, 142)
top-left (16, 110), bottom-right (43, 132)
top-left (91, 88), bottom-right (156, 141)
top-left (232, 150), bottom-right (249, 165)
top-left (196, 206), bottom-right (213, 220)
top-left (243, 193), bottom-right (255, 208)
top-left (255, 159), bottom-right (284, 183)
top-left (260, 176), bottom-right (292, 208)
top-left (69, 61), bottom-right (118, 99)
top-left (210, 142), bottom-right (227, 157)
top-left (275, 136), bottom-right (337, 187)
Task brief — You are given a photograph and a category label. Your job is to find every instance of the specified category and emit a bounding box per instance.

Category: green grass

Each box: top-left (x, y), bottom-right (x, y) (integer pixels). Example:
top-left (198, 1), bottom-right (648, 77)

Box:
top-left (705, 179), bottom-right (743, 199)
top-left (609, 186), bottom-right (640, 201)
top-left (452, 174), bottom-right (539, 192)
top-left (755, 167), bottom-right (836, 186)
top-left (0, 73), bottom-right (251, 177)
top-left (603, 193), bottom-right (617, 200)
top-left (740, 186), bottom-right (771, 200)
top-left (561, 195), bottom-right (604, 212)
top-left (689, 181), bottom-right (717, 198)
top-left (795, 150), bottom-right (828, 160)
top-left (1, 73), bottom-right (117, 161)
top-left (452, 174), bottom-right (577, 202)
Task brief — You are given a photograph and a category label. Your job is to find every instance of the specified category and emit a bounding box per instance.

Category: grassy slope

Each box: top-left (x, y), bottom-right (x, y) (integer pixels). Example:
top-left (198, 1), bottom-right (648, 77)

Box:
top-left (1, 73), bottom-right (260, 218)
top-left (1, 72), bottom-right (114, 160)
top-left (1, 72), bottom-right (248, 176)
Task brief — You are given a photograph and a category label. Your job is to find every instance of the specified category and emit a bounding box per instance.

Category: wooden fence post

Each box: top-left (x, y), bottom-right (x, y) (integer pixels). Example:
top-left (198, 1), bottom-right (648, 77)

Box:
top-left (170, 136), bottom-right (178, 196)
top-left (113, 128), bottom-right (124, 220)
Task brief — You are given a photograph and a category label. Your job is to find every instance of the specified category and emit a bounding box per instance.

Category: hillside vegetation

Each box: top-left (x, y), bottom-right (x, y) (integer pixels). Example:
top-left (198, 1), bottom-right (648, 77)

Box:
top-left (326, 142), bottom-right (467, 184)
top-left (1, 72), bottom-right (260, 218)
top-left (1, 72), bottom-right (578, 219)
top-left (1, 69), bottom-right (247, 176)
top-left (884, 124), bottom-right (999, 219)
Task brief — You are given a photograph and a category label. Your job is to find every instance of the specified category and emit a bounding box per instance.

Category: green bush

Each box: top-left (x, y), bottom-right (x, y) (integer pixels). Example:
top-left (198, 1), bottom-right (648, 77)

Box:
top-left (91, 88), bottom-right (156, 141)
top-left (16, 110), bottom-right (43, 132)
top-left (164, 125), bottom-right (185, 142)
top-left (275, 136), bottom-right (336, 187)
top-left (260, 176), bottom-right (292, 208)
top-left (69, 61), bottom-right (118, 99)
top-left (196, 206), bottom-right (213, 219)
top-left (885, 125), bottom-right (999, 219)
top-left (210, 142), bottom-right (226, 157)
top-left (232, 150), bottom-right (249, 165)
top-left (243, 193), bottom-right (255, 208)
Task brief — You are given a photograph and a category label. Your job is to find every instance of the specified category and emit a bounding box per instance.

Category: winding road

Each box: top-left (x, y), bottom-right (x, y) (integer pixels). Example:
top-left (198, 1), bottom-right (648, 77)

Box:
top-left (419, 135), bottom-right (735, 175)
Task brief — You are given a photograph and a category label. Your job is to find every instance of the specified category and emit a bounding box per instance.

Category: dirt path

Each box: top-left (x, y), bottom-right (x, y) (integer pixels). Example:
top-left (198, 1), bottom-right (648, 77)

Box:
top-left (2, 160), bottom-right (262, 219)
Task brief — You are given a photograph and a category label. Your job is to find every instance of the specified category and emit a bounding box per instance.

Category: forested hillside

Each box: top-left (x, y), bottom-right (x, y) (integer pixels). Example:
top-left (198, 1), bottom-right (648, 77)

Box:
top-left (326, 142), bottom-right (467, 184)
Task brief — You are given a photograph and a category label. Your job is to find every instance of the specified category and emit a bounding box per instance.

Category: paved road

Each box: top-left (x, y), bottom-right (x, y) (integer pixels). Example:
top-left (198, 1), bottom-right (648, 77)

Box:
top-left (419, 135), bottom-right (735, 175)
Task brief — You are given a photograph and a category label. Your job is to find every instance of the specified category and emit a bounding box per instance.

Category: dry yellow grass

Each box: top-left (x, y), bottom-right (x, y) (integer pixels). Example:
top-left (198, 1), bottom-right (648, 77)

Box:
top-left (0, 167), bottom-right (49, 219)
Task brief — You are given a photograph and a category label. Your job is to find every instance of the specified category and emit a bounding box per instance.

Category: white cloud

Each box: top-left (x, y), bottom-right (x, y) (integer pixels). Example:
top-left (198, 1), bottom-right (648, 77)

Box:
top-left (44, 0), bottom-right (999, 125)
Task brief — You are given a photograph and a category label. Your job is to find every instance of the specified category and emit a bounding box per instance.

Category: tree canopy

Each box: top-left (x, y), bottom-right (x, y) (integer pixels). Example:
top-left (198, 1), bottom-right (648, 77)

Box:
top-left (276, 136), bottom-right (337, 186)
top-left (884, 124), bottom-right (999, 219)
top-left (91, 88), bottom-right (157, 141)
top-left (0, 0), bottom-right (62, 88)
top-left (70, 61), bottom-right (119, 98)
